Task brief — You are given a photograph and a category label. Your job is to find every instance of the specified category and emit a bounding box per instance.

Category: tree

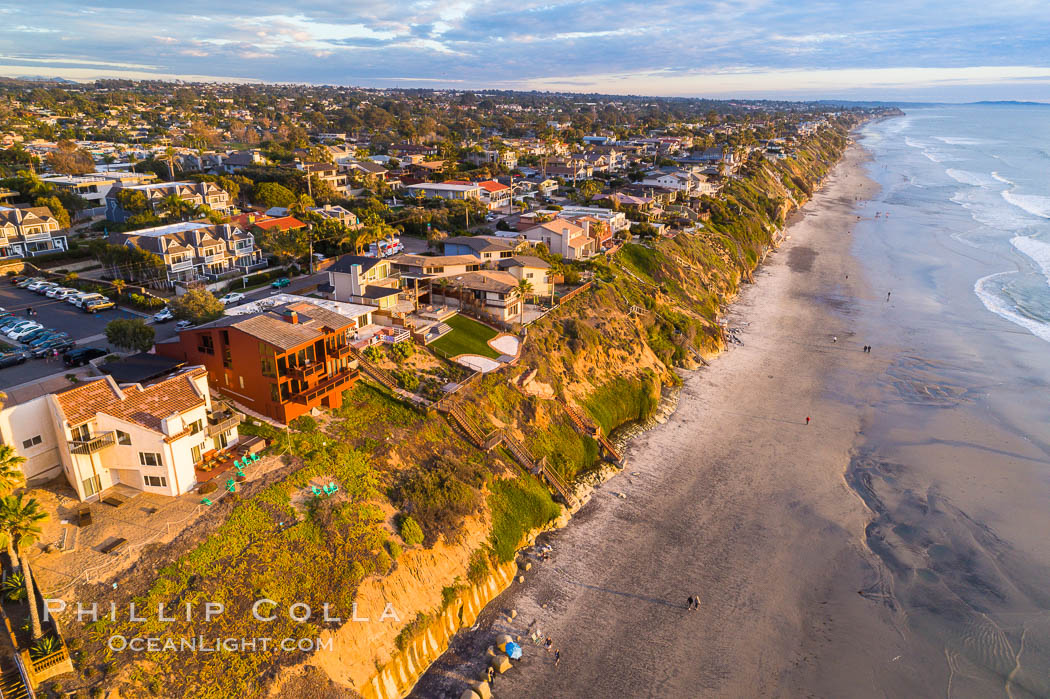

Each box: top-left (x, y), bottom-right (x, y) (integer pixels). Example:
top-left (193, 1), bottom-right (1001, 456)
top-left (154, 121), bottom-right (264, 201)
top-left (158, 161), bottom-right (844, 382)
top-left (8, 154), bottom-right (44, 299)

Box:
top-left (0, 445), bottom-right (26, 497)
top-left (0, 494), bottom-right (48, 639)
top-left (170, 288), bottom-right (224, 325)
top-left (158, 193), bottom-right (198, 222)
top-left (252, 181), bottom-right (296, 209)
top-left (32, 195), bottom-right (70, 229)
top-left (515, 278), bottom-right (533, 324)
top-left (46, 140), bottom-right (94, 175)
top-left (105, 318), bottom-right (155, 352)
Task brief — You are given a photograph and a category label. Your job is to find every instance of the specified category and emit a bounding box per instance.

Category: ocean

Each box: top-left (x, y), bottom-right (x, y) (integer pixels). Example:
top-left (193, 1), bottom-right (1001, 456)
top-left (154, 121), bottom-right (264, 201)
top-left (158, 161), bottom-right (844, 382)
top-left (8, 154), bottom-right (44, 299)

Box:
top-left (840, 106), bottom-right (1050, 697)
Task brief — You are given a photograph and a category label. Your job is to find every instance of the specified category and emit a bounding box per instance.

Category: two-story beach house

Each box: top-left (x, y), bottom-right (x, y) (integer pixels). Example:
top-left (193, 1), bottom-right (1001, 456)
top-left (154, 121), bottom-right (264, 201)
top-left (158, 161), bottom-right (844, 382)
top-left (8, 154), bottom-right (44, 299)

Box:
top-left (105, 181), bottom-right (232, 222)
top-left (109, 221), bottom-right (265, 286)
top-left (0, 205), bottom-right (68, 258)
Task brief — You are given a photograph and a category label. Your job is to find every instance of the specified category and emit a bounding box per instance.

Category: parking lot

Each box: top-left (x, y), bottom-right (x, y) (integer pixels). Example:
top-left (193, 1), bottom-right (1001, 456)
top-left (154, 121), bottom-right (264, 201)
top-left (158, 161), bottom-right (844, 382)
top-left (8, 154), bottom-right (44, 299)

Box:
top-left (0, 284), bottom-right (179, 389)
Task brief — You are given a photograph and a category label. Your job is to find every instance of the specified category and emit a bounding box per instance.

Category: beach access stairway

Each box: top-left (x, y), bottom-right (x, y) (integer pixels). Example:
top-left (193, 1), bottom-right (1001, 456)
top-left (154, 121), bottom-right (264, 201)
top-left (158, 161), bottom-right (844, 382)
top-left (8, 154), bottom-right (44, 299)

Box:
top-left (564, 404), bottom-right (622, 462)
top-left (434, 401), bottom-right (578, 508)
top-left (0, 660), bottom-right (32, 699)
top-left (350, 348), bottom-right (398, 391)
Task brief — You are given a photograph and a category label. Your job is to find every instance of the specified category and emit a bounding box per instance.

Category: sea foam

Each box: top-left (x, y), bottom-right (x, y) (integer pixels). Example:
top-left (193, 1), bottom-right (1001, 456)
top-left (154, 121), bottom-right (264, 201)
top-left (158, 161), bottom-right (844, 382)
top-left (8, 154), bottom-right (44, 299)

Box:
top-left (975, 273), bottom-right (1050, 343)
top-left (945, 169), bottom-right (997, 188)
top-left (1011, 235), bottom-right (1050, 288)
top-left (1002, 191), bottom-right (1050, 219)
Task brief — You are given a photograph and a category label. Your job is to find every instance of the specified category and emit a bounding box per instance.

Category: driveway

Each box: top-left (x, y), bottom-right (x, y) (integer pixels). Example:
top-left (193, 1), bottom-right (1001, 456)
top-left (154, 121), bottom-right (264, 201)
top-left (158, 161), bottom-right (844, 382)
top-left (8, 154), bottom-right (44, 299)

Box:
top-left (0, 285), bottom-right (178, 389)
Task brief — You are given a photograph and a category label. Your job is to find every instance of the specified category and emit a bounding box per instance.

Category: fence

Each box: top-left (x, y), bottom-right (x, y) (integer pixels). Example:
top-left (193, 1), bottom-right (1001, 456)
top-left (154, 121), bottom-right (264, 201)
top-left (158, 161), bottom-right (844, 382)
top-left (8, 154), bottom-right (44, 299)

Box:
top-left (522, 280), bottom-right (595, 328)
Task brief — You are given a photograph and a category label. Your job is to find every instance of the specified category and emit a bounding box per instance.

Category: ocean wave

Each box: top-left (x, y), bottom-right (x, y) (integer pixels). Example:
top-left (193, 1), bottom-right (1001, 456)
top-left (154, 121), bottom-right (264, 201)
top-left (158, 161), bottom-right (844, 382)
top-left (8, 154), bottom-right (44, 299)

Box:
top-left (1002, 191), bottom-right (1050, 219)
top-left (1011, 235), bottom-right (1050, 287)
top-left (934, 136), bottom-right (987, 146)
top-left (974, 273), bottom-right (1050, 343)
top-left (945, 169), bottom-right (998, 188)
top-left (904, 136), bottom-right (923, 149)
top-left (951, 190), bottom-right (1033, 232)
top-left (991, 171), bottom-right (1013, 185)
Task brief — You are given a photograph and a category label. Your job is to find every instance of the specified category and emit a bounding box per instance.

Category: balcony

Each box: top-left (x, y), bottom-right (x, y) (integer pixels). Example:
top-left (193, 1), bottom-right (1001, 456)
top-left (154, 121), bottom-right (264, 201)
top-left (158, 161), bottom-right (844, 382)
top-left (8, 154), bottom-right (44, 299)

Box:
top-left (287, 361), bottom-right (325, 381)
top-left (290, 368), bottom-right (359, 405)
top-left (201, 253), bottom-right (227, 265)
top-left (68, 431), bottom-right (116, 455)
top-left (169, 259), bottom-right (194, 272)
top-left (326, 343), bottom-right (352, 359)
top-left (207, 403), bottom-right (244, 437)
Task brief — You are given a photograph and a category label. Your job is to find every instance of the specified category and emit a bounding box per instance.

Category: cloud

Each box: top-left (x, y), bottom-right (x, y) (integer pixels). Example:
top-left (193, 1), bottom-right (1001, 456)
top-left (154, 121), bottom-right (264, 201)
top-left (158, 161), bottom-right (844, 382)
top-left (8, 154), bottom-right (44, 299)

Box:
top-left (0, 1), bottom-right (1047, 99)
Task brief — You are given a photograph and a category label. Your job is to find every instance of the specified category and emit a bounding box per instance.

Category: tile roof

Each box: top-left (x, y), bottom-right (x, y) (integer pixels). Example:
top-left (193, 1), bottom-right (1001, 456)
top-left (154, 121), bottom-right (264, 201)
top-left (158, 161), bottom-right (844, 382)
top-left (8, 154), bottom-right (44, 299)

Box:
top-left (498, 255), bottom-right (550, 269)
top-left (451, 270), bottom-right (519, 293)
top-left (54, 367), bottom-right (207, 432)
top-left (252, 216), bottom-right (305, 232)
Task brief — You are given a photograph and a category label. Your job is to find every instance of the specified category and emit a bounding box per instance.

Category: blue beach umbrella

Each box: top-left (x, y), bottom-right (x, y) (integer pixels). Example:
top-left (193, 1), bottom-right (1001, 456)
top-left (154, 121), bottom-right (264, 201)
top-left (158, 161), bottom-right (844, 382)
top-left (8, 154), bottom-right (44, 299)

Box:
top-left (505, 641), bottom-right (522, 660)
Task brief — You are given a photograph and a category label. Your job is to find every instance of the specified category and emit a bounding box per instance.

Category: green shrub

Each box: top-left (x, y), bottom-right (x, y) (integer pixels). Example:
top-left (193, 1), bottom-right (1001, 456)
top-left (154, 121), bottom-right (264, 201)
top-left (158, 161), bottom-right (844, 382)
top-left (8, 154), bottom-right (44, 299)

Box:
top-left (397, 515), bottom-right (424, 547)
top-left (393, 369), bottom-right (419, 391)
top-left (487, 476), bottom-right (561, 562)
top-left (375, 550), bottom-right (393, 574)
top-left (467, 549), bottom-right (489, 584)
top-left (363, 345), bottom-right (383, 362)
top-left (385, 539), bottom-right (402, 560)
top-left (391, 462), bottom-right (479, 545)
top-left (198, 482), bottom-right (217, 495)
top-left (290, 415), bottom-right (317, 432)
top-left (389, 341), bottom-right (414, 362)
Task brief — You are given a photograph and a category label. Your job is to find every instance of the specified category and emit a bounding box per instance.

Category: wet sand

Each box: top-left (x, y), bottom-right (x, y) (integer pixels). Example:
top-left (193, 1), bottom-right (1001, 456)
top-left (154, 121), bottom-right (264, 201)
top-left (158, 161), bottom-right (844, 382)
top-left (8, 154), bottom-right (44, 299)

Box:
top-left (414, 144), bottom-right (909, 697)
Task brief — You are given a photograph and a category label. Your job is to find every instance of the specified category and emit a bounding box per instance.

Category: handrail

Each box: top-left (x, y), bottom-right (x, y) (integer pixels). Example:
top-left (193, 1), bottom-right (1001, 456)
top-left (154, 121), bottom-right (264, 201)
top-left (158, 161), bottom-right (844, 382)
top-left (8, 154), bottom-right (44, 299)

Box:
top-left (67, 431), bottom-right (115, 455)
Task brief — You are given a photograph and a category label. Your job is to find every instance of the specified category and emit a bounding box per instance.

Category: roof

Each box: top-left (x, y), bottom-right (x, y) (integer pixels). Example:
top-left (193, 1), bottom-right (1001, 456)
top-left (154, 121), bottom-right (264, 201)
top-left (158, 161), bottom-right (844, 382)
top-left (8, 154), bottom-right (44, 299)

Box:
top-left (252, 216), bottom-right (305, 232)
top-left (526, 218), bottom-right (586, 237)
top-left (328, 254), bottom-right (387, 275)
top-left (99, 353), bottom-right (186, 384)
top-left (390, 254), bottom-right (479, 268)
top-left (356, 286), bottom-right (401, 300)
top-left (54, 367), bottom-right (207, 432)
top-left (193, 300), bottom-right (358, 351)
top-left (444, 236), bottom-right (517, 253)
top-left (450, 270), bottom-right (518, 293)
top-left (498, 255), bottom-right (550, 270)
top-left (407, 182), bottom-right (479, 192)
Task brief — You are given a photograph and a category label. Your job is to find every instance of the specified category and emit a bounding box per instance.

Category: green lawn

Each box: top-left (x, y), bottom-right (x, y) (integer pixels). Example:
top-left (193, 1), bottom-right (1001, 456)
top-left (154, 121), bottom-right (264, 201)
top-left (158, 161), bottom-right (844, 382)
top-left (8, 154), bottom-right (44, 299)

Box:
top-left (429, 314), bottom-right (501, 359)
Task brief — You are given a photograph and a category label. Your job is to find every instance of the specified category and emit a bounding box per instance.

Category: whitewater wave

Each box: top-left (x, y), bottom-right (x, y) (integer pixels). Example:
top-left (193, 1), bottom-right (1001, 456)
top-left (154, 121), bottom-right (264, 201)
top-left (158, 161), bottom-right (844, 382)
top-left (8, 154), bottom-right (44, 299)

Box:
top-left (945, 169), bottom-right (998, 188)
top-left (934, 136), bottom-right (987, 146)
top-left (1002, 191), bottom-right (1050, 219)
top-left (991, 171), bottom-right (1013, 185)
top-left (974, 273), bottom-right (1050, 343)
top-left (951, 190), bottom-right (1032, 232)
top-left (1011, 235), bottom-right (1050, 287)
top-left (904, 136), bottom-right (923, 149)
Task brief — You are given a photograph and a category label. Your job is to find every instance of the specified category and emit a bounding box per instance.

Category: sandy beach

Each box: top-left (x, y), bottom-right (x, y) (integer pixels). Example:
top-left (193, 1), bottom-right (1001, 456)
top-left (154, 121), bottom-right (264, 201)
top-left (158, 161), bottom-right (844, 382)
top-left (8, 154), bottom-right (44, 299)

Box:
top-left (414, 143), bottom-right (910, 697)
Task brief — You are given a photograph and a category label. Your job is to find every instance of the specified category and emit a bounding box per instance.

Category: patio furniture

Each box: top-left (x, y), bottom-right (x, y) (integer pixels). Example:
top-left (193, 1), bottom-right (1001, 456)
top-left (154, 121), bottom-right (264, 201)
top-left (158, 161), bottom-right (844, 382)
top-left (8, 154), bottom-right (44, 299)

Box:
top-left (77, 506), bottom-right (92, 528)
top-left (201, 498), bottom-right (213, 506)
top-left (225, 479), bottom-right (236, 493)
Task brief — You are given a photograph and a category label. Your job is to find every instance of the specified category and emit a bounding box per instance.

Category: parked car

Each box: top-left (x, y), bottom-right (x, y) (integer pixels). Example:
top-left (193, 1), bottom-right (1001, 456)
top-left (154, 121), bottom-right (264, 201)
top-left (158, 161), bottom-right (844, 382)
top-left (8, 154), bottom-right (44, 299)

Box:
top-left (9, 276), bottom-right (27, 285)
top-left (17, 278), bottom-right (43, 289)
top-left (46, 287), bottom-right (75, 299)
top-left (174, 320), bottom-right (194, 330)
top-left (63, 347), bottom-right (107, 367)
top-left (83, 298), bottom-right (116, 313)
top-left (0, 351), bottom-right (28, 369)
top-left (0, 318), bottom-right (25, 332)
top-left (31, 338), bottom-right (75, 357)
top-left (25, 281), bottom-right (51, 292)
top-left (8, 323), bottom-right (43, 341)
top-left (218, 292), bottom-right (246, 305)
top-left (270, 277), bottom-right (290, 289)
top-left (71, 293), bottom-right (105, 309)
top-left (19, 328), bottom-right (52, 344)
top-left (5, 320), bottom-right (38, 336)
top-left (32, 282), bottom-right (59, 293)
top-left (153, 307), bottom-right (174, 323)
top-left (28, 333), bottom-right (69, 350)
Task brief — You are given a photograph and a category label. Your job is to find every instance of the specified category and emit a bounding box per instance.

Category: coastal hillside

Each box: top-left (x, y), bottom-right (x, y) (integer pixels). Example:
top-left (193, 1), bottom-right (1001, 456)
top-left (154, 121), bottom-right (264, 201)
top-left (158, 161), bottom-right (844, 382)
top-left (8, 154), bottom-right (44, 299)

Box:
top-left (55, 120), bottom-right (854, 699)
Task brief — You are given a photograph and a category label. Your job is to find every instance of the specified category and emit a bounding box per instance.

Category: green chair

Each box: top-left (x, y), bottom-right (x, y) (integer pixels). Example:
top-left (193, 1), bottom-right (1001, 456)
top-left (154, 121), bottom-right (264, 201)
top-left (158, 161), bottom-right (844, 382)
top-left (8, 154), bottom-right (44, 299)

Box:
top-left (226, 479), bottom-right (236, 493)
top-left (311, 485), bottom-right (322, 496)
top-left (201, 498), bottom-right (212, 506)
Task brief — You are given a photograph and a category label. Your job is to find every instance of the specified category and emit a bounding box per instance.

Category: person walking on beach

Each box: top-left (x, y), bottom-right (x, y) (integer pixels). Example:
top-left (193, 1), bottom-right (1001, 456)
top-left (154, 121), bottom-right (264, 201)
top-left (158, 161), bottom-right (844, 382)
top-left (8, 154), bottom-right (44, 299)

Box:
top-left (554, 649), bottom-right (561, 667)
top-left (886, 291), bottom-right (892, 301)
top-left (806, 416), bottom-right (811, 425)
top-left (545, 636), bottom-right (553, 651)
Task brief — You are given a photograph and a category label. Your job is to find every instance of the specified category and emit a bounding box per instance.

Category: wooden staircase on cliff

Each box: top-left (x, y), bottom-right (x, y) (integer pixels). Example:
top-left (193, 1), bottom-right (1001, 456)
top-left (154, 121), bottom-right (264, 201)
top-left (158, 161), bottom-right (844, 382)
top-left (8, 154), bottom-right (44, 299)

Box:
top-left (564, 404), bottom-right (622, 463)
top-left (502, 431), bottom-right (578, 508)
top-left (0, 660), bottom-right (31, 699)
top-left (351, 349), bottom-right (399, 391)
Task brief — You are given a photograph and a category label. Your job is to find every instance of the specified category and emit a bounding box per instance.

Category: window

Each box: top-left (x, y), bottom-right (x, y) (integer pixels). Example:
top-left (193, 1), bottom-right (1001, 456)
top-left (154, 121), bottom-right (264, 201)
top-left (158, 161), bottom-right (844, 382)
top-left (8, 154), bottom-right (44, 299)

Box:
top-left (21, 435), bottom-right (42, 449)
top-left (82, 475), bottom-right (101, 497)
top-left (191, 443), bottom-right (203, 463)
top-left (270, 383), bottom-right (279, 402)
top-left (70, 423), bottom-right (91, 442)
top-left (138, 452), bottom-right (162, 467)
top-left (143, 475), bottom-right (167, 488)
top-left (238, 375), bottom-right (245, 389)
top-left (116, 430), bottom-right (131, 446)
top-left (223, 347), bottom-right (232, 368)
top-left (260, 356), bottom-right (275, 378)
top-left (188, 419), bottom-right (203, 435)
top-left (197, 333), bottom-right (215, 355)
top-left (220, 330), bottom-right (229, 345)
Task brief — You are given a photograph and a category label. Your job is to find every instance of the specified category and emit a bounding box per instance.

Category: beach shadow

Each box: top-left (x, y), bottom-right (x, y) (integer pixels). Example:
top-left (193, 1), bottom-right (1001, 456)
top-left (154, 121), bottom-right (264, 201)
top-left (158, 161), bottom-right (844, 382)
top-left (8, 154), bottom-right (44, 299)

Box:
top-left (562, 578), bottom-right (688, 609)
top-left (716, 409), bottom-right (809, 426)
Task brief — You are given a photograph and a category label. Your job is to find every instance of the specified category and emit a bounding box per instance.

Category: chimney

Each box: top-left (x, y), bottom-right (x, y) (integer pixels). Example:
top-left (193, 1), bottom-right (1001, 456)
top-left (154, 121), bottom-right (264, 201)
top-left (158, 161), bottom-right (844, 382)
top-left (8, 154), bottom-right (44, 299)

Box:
top-left (283, 309), bottom-right (299, 324)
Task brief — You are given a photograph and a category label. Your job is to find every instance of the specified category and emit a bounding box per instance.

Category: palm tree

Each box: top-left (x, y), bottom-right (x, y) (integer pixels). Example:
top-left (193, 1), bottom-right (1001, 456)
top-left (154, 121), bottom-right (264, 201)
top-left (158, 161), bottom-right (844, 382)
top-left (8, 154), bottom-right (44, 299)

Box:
top-left (515, 279), bottom-right (533, 325)
top-left (0, 445), bottom-right (25, 497)
top-left (111, 279), bottom-right (127, 298)
top-left (0, 494), bottom-right (48, 640)
top-left (159, 193), bottom-right (190, 221)
top-left (164, 146), bottom-right (177, 181)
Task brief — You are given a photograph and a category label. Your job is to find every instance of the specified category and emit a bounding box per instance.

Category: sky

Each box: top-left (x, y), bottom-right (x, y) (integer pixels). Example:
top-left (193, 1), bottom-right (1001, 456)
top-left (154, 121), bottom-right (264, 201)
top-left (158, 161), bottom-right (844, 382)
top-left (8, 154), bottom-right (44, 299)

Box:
top-left (2, 1), bottom-right (1050, 101)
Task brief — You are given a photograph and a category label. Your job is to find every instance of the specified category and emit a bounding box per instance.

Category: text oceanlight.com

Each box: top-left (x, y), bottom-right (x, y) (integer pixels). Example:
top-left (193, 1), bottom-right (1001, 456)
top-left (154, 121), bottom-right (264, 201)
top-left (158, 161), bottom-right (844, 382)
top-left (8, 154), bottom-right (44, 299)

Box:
top-left (108, 636), bottom-right (334, 653)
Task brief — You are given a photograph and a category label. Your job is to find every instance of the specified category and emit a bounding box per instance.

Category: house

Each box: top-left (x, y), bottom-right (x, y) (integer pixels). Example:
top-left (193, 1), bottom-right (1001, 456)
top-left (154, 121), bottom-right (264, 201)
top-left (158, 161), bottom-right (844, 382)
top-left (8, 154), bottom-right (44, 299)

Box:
top-left (106, 181), bottom-right (232, 222)
top-left (519, 218), bottom-right (596, 260)
top-left (0, 367), bottom-right (241, 501)
top-left (594, 192), bottom-right (655, 213)
top-left (155, 301), bottom-right (365, 424)
top-left (640, 170), bottom-right (698, 195)
top-left (447, 271), bottom-right (523, 322)
top-left (497, 255), bottom-right (552, 297)
top-left (390, 143), bottom-right (439, 157)
top-left (406, 182), bottom-right (481, 201)
top-left (465, 148), bottom-right (518, 169)
top-left (340, 160), bottom-right (389, 184)
top-left (110, 221), bottom-right (264, 286)
top-left (442, 235), bottom-right (522, 263)
top-left (251, 215), bottom-right (307, 239)
top-left (39, 171), bottom-right (157, 206)
top-left (474, 180), bottom-right (512, 210)
top-left (222, 149), bottom-right (269, 173)
top-left (297, 162), bottom-right (350, 196)
top-left (326, 255), bottom-right (402, 310)
top-left (555, 206), bottom-right (630, 234)
top-left (0, 205), bottom-right (68, 258)
top-left (388, 254), bottom-right (481, 280)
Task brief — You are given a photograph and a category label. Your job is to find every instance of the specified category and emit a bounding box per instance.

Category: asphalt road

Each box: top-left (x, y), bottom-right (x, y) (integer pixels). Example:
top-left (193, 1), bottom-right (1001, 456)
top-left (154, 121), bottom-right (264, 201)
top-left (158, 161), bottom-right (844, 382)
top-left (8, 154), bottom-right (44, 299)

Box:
top-left (0, 285), bottom-right (178, 389)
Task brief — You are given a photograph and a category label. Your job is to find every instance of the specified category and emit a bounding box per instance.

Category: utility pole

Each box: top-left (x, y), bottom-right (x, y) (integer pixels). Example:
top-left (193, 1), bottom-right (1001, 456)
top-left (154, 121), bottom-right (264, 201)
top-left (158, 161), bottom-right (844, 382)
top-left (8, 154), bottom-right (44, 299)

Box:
top-left (307, 224), bottom-right (314, 274)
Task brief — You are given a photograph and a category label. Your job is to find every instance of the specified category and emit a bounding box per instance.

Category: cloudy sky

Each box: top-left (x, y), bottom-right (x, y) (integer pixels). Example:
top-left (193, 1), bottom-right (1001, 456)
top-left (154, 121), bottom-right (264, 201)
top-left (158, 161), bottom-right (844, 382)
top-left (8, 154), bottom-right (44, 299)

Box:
top-left (2, 1), bottom-right (1050, 100)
